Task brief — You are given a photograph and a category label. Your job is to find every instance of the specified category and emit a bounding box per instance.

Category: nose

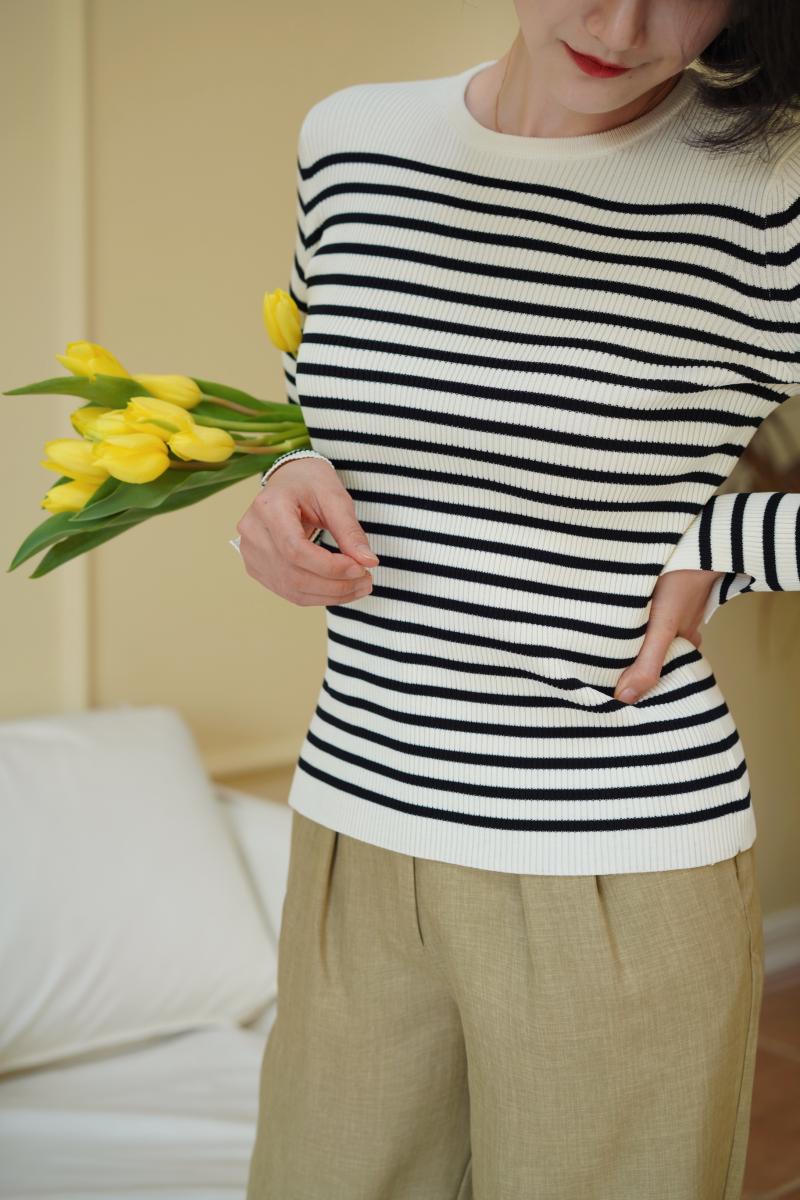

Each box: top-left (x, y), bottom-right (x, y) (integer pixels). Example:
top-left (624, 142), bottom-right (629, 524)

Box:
top-left (584, 0), bottom-right (647, 56)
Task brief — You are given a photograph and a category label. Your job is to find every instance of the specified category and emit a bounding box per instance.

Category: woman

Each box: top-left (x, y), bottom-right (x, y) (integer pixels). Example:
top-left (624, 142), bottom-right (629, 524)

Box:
top-left (238, 2), bottom-right (800, 1197)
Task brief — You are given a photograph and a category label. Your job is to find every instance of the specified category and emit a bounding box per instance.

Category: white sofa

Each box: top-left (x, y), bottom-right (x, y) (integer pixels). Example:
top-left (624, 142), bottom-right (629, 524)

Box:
top-left (0, 704), bottom-right (296, 1199)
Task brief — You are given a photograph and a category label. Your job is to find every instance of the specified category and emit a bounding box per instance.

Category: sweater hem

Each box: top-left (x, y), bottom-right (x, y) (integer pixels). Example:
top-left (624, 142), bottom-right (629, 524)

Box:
top-left (286, 765), bottom-right (757, 877)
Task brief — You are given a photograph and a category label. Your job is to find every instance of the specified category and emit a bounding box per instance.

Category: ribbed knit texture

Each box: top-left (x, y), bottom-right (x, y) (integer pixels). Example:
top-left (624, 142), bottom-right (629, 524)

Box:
top-left (276, 60), bottom-right (800, 875)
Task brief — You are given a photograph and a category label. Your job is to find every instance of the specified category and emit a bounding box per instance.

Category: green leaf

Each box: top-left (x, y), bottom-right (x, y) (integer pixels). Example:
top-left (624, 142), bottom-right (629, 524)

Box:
top-left (56, 473), bottom-right (127, 521)
top-left (7, 471), bottom-right (148, 570)
top-left (68, 475), bottom-right (181, 521)
top-left (68, 451), bottom-right (288, 522)
top-left (149, 472), bottom-right (244, 515)
top-left (28, 473), bottom-right (245, 578)
top-left (29, 512), bottom-right (151, 578)
top-left (3, 372), bottom-right (149, 409)
top-left (7, 511), bottom-right (82, 571)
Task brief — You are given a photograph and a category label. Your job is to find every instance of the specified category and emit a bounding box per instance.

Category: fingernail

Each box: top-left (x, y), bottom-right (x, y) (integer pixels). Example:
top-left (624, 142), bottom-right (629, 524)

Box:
top-left (356, 544), bottom-right (379, 563)
top-left (616, 687), bottom-right (638, 703)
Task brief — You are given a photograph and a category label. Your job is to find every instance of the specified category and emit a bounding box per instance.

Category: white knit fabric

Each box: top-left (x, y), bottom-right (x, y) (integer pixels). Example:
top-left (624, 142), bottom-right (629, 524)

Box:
top-left (273, 60), bottom-right (800, 874)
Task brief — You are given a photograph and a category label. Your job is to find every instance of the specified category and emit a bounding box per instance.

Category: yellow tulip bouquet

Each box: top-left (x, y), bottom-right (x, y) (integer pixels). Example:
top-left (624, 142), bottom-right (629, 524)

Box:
top-left (5, 289), bottom-right (306, 578)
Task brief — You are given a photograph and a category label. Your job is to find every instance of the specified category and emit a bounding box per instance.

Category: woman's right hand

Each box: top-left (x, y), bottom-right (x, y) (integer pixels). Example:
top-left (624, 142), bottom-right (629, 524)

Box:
top-left (235, 459), bottom-right (380, 607)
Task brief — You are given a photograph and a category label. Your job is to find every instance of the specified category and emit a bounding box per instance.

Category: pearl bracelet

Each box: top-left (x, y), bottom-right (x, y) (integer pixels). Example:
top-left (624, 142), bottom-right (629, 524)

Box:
top-left (255, 448), bottom-right (337, 545)
top-left (259, 448), bottom-right (337, 488)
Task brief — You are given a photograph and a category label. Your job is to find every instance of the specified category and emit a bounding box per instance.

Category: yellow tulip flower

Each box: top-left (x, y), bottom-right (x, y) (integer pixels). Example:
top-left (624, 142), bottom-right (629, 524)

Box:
top-left (275, 294), bottom-right (303, 352)
top-left (168, 424), bottom-right (236, 463)
top-left (263, 290), bottom-right (286, 350)
top-left (55, 341), bottom-right (131, 379)
top-left (263, 288), bottom-right (303, 354)
top-left (41, 477), bottom-right (105, 514)
top-left (125, 395), bottom-right (196, 440)
top-left (70, 405), bottom-right (134, 441)
top-left (41, 438), bottom-right (110, 483)
top-left (91, 433), bottom-right (171, 483)
top-left (130, 374), bottom-right (202, 409)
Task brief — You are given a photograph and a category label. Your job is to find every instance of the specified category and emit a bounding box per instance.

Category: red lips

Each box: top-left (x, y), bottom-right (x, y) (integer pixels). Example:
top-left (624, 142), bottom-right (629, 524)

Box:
top-left (579, 49), bottom-right (626, 68)
top-left (563, 42), bottom-right (632, 77)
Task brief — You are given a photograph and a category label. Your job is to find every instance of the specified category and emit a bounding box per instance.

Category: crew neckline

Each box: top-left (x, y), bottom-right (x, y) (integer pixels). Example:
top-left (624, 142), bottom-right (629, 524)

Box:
top-left (444, 58), bottom-right (699, 159)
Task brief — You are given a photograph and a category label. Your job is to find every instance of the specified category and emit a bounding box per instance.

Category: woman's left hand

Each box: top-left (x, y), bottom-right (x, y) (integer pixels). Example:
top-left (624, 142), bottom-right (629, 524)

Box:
top-left (613, 569), bottom-right (726, 704)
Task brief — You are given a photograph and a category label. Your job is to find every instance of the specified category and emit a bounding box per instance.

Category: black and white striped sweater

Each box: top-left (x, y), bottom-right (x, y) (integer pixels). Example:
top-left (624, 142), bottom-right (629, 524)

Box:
top-left (267, 60), bottom-right (800, 875)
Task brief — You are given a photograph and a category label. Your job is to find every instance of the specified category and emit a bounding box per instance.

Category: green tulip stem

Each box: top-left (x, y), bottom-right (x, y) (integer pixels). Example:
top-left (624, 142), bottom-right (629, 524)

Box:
top-left (231, 436), bottom-right (311, 455)
top-left (229, 431), bottom-right (309, 447)
top-left (193, 415), bottom-right (306, 433)
top-left (198, 393), bottom-right (275, 417)
top-left (164, 438), bottom-right (310, 471)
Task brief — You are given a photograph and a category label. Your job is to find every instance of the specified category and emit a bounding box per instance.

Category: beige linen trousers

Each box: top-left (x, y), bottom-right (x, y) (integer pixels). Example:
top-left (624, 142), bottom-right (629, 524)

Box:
top-left (246, 808), bottom-right (764, 1200)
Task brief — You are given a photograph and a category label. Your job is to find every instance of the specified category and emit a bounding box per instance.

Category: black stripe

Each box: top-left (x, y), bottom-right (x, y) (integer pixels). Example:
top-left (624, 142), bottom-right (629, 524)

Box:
top-left (304, 427), bottom-right (724, 488)
top-left (302, 301), bottom-right (798, 371)
top-left (326, 604), bottom-right (691, 673)
top-left (336, 478), bottom-right (713, 516)
top-left (300, 329), bottom-right (782, 391)
top-left (313, 695), bottom-right (739, 769)
top-left (321, 669), bottom-right (721, 733)
top-left (301, 149), bottom-right (775, 225)
top-left (763, 493), bottom-right (783, 589)
top-left (298, 754), bottom-right (751, 830)
top-left (327, 527), bottom-right (714, 579)
top-left (326, 625), bottom-right (703, 683)
top-left (308, 263), bottom-right (784, 335)
top-left (731, 493), bottom-right (749, 573)
top-left (300, 729), bottom-right (748, 801)
top-left (298, 362), bottom-right (767, 424)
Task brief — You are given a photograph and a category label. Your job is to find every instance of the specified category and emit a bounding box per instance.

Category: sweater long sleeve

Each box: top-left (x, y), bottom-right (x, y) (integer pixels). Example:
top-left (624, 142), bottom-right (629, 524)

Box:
top-left (660, 491), bottom-right (800, 623)
top-left (269, 61), bottom-right (800, 877)
top-left (660, 146), bottom-right (800, 623)
top-left (281, 143), bottom-right (312, 410)
top-left (260, 142), bottom-right (335, 525)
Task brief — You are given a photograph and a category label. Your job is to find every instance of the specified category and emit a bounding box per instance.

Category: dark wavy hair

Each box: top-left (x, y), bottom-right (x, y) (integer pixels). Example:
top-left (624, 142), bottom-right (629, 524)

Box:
top-left (689, 0), bottom-right (800, 158)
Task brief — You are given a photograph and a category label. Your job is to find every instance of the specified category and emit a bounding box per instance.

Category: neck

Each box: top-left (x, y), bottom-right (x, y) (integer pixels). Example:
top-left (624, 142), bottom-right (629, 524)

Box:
top-left (494, 33), bottom-right (682, 139)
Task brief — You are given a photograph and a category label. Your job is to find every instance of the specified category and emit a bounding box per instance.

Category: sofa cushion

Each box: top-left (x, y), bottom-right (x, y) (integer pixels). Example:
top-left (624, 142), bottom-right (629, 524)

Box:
top-left (0, 704), bottom-right (275, 1075)
top-left (216, 786), bottom-right (294, 1036)
top-left (216, 784), bottom-right (293, 947)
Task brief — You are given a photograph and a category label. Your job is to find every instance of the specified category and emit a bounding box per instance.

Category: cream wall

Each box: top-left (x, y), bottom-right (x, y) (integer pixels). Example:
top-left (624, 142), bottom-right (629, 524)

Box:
top-left (2, 0), bottom-right (798, 924)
